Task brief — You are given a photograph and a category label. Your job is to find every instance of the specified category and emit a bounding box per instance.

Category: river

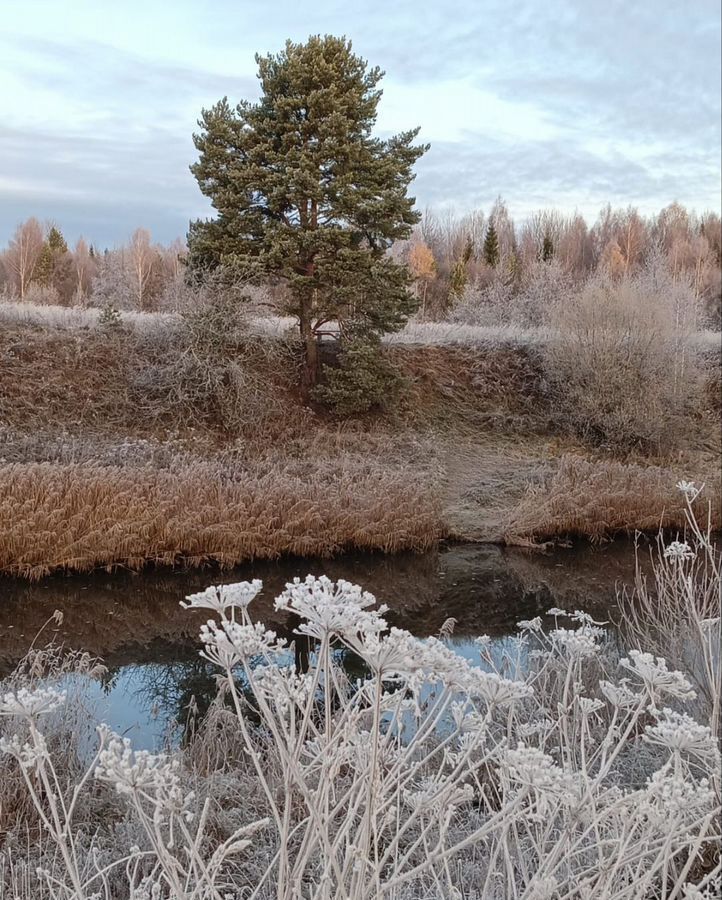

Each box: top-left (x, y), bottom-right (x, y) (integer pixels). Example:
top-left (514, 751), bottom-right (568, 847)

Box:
top-left (0, 539), bottom-right (653, 748)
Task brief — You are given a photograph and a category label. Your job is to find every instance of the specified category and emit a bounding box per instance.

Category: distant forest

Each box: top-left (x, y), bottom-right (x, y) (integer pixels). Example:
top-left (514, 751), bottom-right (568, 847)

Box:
top-left (1, 200), bottom-right (720, 325)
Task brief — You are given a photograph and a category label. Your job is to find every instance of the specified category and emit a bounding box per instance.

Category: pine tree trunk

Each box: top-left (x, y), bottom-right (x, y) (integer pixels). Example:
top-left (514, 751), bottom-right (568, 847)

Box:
top-left (299, 299), bottom-right (318, 400)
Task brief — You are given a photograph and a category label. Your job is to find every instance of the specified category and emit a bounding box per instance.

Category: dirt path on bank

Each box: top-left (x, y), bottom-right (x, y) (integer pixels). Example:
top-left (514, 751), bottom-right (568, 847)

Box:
top-left (439, 434), bottom-right (564, 542)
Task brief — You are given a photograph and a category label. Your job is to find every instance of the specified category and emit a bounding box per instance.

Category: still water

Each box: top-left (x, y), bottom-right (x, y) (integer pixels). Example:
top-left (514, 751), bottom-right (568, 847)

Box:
top-left (0, 540), bottom-right (651, 748)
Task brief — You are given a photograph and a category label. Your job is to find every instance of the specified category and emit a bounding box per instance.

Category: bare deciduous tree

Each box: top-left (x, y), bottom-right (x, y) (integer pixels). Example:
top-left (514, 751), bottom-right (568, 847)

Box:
top-left (2, 218), bottom-right (44, 299)
top-left (128, 228), bottom-right (156, 310)
top-left (72, 238), bottom-right (96, 304)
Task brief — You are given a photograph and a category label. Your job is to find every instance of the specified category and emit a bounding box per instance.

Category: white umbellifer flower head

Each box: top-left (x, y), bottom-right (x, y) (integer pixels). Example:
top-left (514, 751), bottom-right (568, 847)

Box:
top-left (550, 627), bottom-right (601, 659)
top-left (0, 732), bottom-right (48, 769)
top-left (0, 686), bottom-right (66, 718)
top-left (502, 743), bottom-right (577, 819)
top-left (676, 480), bottom-right (700, 500)
top-left (570, 610), bottom-right (607, 626)
top-left (663, 541), bottom-right (696, 562)
top-left (546, 607), bottom-right (567, 617)
top-left (199, 619), bottom-right (285, 668)
top-left (403, 776), bottom-right (473, 812)
top-left (475, 635), bottom-right (493, 660)
top-left (348, 627), bottom-right (420, 676)
top-left (420, 636), bottom-right (475, 682)
top-left (578, 697), bottom-right (604, 716)
top-left (619, 650), bottom-right (696, 701)
top-left (465, 669), bottom-right (534, 706)
top-left (95, 727), bottom-right (194, 819)
top-left (644, 709), bottom-right (720, 761)
top-left (181, 580), bottom-right (263, 614)
top-left (254, 665), bottom-right (314, 716)
top-left (274, 576), bottom-right (388, 640)
top-left (640, 768), bottom-right (715, 826)
top-left (517, 718), bottom-right (553, 739)
top-left (599, 679), bottom-right (643, 710)
top-left (517, 616), bottom-right (542, 632)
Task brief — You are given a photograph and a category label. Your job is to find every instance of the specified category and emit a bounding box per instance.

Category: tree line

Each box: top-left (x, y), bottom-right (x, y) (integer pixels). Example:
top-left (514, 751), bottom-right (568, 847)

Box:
top-left (3, 200), bottom-right (719, 318)
top-left (0, 221), bottom-right (186, 310)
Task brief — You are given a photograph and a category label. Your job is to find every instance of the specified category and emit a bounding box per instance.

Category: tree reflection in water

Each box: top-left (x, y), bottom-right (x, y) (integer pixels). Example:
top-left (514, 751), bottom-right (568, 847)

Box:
top-left (0, 540), bottom-right (653, 744)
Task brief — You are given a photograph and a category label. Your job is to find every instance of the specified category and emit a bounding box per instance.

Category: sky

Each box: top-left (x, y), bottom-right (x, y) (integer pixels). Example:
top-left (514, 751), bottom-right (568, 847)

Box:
top-left (1, 0), bottom-right (720, 247)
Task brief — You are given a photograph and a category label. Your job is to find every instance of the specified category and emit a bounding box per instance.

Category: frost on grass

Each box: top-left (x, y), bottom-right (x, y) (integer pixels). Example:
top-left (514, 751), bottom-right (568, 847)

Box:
top-left (0, 513), bottom-right (720, 899)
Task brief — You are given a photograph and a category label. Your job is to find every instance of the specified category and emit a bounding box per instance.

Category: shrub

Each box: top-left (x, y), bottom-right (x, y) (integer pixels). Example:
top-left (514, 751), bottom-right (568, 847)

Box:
top-left (315, 334), bottom-right (405, 416)
top-left (98, 303), bottom-right (122, 330)
top-left (541, 269), bottom-right (702, 453)
top-left (450, 261), bottom-right (572, 329)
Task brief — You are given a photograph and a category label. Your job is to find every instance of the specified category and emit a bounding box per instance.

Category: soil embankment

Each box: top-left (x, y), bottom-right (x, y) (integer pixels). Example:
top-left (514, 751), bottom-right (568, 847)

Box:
top-left (1, 321), bottom-right (718, 577)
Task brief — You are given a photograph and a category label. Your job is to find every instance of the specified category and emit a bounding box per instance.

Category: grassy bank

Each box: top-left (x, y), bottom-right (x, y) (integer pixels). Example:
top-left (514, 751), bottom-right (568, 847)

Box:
top-left (0, 450), bottom-right (442, 579)
top-left (503, 454), bottom-right (721, 544)
top-left (0, 308), bottom-right (719, 577)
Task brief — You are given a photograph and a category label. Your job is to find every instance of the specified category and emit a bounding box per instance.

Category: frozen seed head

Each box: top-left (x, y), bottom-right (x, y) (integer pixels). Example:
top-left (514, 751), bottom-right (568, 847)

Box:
top-left (347, 627), bottom-right (420, 676)
top-left (0, 686), bottom-right (66, 718)
top-left (599, 679), bottom-right (643, 710)
top-left (641, 769), bottom-right (715, 823)
top-left (549, 627), bottom-right (601, 659)
top-left (0, 732), bottom-right (49, 769)
top-left (619, 650), bottom-right (696, 701)
top-left (181, 580), bottom-right (263, 614)
top-left (274, 575), bottom-right (388, 640)
top-left (663, 540), bottom-right (695, 562)
top-left (644, 708), bottom-right (720, 760)
top-left (403, 777), bottom-right (473, 812)
top-left (676, 480), bottom-right (700, 500)
top-left (95, 726), bottom-right (194, 818)
top-left (503, 743), bottom-right (575, 800)
top-left (199, 619), bottom-right (285, 668)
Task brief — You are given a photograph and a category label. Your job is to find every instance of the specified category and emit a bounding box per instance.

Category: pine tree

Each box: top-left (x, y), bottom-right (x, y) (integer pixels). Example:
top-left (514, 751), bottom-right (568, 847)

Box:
top-left (47, 226), bottom-right (68, 255)
top-left (33, 244), bottom-right (55, 287)
top-left (505, 250), bottom-right (520, 286)
top-left (483, 222), bottom-right (499, 268)
top-left (33, 226), bottom-right (69, 288)
top-left (541, 231), bottom-right (554, 262)
top-left (448, 235), bottom-right (474, 300)
top-left (188, 35), bottom-right (428, 395)
top-left (448, 260), bottom-right (467, 299)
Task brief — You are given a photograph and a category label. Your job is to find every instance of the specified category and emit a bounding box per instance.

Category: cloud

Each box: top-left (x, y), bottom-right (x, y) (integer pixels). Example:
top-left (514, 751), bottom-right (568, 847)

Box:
top-left (0, 0), bottom-right (719, 245)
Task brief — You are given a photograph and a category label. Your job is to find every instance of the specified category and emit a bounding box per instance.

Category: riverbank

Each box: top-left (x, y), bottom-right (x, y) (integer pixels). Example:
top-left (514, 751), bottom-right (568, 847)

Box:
top-left (1, 315), bottom-right (719, 577)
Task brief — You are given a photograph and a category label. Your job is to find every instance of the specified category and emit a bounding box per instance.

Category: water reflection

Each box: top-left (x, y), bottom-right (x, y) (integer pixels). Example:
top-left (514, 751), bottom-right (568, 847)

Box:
top-left (0, 540), bottom-right (650, 747)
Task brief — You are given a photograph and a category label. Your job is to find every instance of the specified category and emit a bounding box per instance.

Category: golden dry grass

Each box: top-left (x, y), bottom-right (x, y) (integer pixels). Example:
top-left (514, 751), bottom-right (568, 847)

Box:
top-left (503, 454), bottom-right (721, 544)
top-left (0, 456), bottom-right (442, 579)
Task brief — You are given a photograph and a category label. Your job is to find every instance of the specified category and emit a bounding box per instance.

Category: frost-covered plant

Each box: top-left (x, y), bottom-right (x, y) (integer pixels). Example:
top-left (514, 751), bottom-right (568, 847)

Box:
top-left (0, 567), bottom-right (719, 898)
top-left (619, 483), bottom-right (721, 739)
top-left (541, 267), bottom-right (703, 452)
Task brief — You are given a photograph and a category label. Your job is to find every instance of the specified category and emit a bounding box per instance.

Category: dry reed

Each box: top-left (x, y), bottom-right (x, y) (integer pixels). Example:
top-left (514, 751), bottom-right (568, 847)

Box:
top-left (0, 457), bottom-right (442, 579)
top-left (503, 454), bottom-right (721, 544)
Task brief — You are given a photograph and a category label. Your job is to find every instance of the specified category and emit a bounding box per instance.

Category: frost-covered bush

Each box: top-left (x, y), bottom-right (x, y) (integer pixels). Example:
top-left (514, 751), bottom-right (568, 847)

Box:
top-left (1, 514), bottom-right (720, 898)
top-left (450, 261), bottom-right (572, 328)
top-left (542, 268), bottom-right (703, 452)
